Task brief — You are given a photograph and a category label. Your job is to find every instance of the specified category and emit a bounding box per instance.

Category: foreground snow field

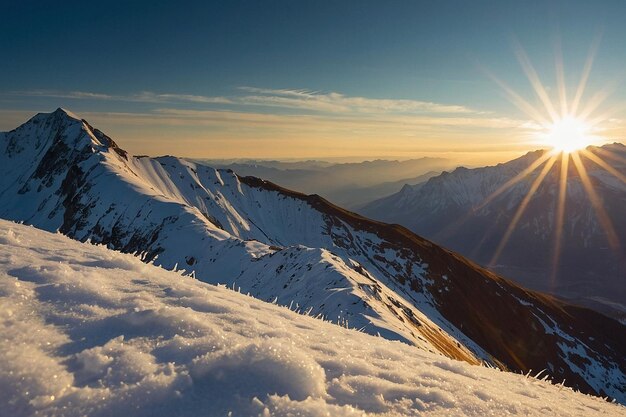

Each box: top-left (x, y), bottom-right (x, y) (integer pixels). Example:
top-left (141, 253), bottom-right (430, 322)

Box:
top-left (0, 220), bottom-right (623, 416)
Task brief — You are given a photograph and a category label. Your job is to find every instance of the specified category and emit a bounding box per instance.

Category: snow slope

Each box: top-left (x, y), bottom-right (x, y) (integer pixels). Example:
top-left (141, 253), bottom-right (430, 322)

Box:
top-left (0, 109), bottom-right (484, 362)
top-left (1, 220), bottom-right (624, 417)
top-left (1, 109), bottom-right (625, 402)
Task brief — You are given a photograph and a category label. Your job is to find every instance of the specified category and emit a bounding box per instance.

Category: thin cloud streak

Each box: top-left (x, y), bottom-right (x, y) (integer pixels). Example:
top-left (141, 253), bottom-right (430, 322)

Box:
top-left (8, 90), bottom-right (234, 105)
top-left (149, 108), bottom-right (526, 130)
top-left (0, 106), bottom-right (544, 135)
top-left (237, 87), bottom-right (477, 114)
top-left (78, 109), bottom-right (534, 154)
top-left (6, 87), bottom-right (479, 115)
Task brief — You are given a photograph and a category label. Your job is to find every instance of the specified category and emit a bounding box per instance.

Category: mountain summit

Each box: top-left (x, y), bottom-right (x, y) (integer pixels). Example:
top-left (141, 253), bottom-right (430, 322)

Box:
top-left (1, 109), bottom-right (625, 401)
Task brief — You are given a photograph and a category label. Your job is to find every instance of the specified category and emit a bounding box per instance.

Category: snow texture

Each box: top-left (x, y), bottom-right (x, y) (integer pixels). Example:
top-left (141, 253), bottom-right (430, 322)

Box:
top-left (0, 220), bottom-right (623, 416)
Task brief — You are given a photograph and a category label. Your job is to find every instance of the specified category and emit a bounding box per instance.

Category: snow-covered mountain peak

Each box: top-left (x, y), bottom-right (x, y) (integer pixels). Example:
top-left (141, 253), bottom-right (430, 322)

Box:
top-left (1, 109), bottom-right (625, 402)
top-left (3, 108), bottom-right (126, 161)
top-left (51, 106), bottom-right (81, 120)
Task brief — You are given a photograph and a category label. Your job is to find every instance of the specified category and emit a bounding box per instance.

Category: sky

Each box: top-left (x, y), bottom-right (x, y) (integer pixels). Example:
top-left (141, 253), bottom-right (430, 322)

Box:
top-left (2, 0), bottom-right (626, 164)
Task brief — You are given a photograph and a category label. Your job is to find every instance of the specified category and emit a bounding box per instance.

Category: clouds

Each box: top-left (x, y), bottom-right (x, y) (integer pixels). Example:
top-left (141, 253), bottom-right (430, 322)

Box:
top-left (7, 87), bottom-right (479, 115)
top-left (235, 87), bottom-right (477, 114)
top-left (0, 86), bottom-right (540, 161)
top-left (11, 90), bottom-right (234, 105)
top-left (2, 86), bottom-right (525, 134)
top-left (3, 86), bottom-right (522, 134)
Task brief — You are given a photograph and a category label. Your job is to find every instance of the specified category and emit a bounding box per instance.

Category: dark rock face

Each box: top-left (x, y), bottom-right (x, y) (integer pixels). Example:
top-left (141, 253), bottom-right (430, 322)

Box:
top-left (82, 119), bottom-right (128, 160)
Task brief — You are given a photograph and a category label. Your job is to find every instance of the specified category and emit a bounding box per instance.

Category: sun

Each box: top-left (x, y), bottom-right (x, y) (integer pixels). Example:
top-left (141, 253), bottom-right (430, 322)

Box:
top-left (545, 115), bottom-right (593, 153)
top-left (477, 38), bottom-right (625, 284)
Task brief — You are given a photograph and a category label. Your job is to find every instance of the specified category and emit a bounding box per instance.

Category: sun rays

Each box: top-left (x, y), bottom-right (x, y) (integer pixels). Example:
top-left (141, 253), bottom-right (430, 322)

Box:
top-left (550, 152), bottom-right (569, 286)
top-left (477, 38), bottom-right (625, 282)
top-left (488, 154), bottom-right (558, 267)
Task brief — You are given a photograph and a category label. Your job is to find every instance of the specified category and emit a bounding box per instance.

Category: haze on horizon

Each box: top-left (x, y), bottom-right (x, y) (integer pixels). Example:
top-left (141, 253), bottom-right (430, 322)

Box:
top-left (2, 1), bottom-right (626, 166)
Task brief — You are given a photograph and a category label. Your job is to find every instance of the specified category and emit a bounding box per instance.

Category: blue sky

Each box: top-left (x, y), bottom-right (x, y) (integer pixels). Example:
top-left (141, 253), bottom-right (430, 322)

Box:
top-left (2, 0), bottom-right (625, 162)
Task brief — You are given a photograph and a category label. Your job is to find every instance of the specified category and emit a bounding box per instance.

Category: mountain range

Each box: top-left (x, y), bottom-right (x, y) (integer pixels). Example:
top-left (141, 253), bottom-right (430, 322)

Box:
top-left (198, 158), bottom-right (452, 209)
top-left (0, 108), bottom-right (624, 401)
top-left (361, 145), bottom-right (626, 321)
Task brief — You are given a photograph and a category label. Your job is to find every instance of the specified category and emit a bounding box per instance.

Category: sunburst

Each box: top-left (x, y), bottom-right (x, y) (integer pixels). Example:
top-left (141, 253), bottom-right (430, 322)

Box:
top-left (478, 37), bottom-right (625, 283)
top-left (543, 115), bottom-right (593, 153)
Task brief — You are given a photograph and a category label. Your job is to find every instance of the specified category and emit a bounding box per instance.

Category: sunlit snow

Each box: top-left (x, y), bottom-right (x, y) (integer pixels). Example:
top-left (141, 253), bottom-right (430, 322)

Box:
top-left (0, 220), bottom-right (622, 416)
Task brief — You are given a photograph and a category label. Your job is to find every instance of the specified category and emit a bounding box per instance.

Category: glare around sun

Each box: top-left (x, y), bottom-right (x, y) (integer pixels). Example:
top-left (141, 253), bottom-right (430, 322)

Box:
top-left (545, 115), bottom-right (593, 153)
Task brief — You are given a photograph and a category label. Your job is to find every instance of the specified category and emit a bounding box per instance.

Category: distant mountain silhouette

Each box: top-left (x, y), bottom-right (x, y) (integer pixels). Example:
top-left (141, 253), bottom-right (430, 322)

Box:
top-left (361, 145), bottom-right (626, 320)
top-left (198, 158), bottom-right (452, 209)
